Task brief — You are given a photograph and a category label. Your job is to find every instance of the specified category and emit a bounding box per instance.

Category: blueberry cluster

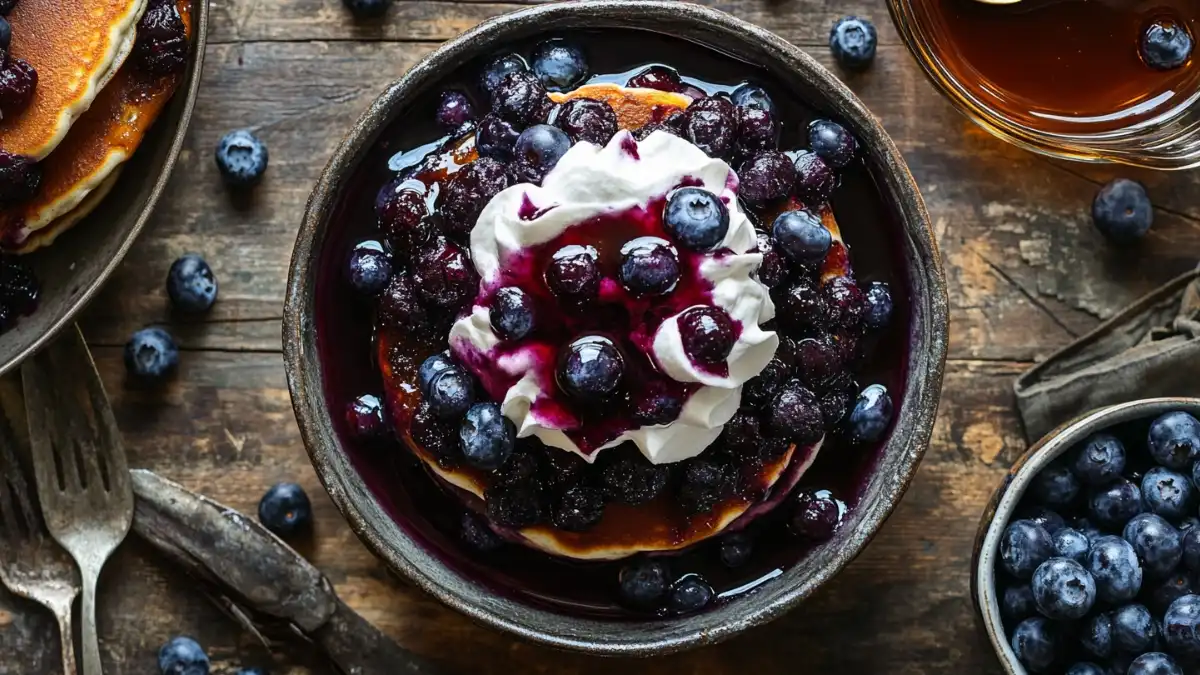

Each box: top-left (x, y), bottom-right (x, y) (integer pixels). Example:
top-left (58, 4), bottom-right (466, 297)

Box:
top-left (123, 254), bottom-right (219, 381)
top-left (133, 0), bottom-right (190, 76)
top-left (0, 254), bottom-right (36, 333)
top-left (998, 410), bottom-right (1200, 674)
top-left (157, 635), bottom-right (264, 675)
top-left (0, 4), bottom-right (36, 122)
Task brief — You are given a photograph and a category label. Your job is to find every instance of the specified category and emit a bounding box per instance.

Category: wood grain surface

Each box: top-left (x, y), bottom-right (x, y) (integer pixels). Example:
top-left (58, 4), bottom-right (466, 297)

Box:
top-left (3, 0), bottom-right (1199, 673)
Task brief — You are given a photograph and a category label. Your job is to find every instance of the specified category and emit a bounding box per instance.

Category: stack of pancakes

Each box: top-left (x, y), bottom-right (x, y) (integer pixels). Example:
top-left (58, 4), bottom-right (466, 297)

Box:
top-left (0, 0), bottom-right (193, 253)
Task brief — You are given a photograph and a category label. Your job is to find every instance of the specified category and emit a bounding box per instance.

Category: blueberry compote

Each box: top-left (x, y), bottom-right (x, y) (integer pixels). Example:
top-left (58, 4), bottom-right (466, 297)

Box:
top-left (315, 30), bottom-right (910, 617)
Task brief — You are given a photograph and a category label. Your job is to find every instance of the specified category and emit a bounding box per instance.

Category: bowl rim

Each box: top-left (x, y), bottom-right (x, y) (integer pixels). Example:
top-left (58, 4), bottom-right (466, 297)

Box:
top-left (0, 0), bottom-right (210, 377)
top-left (284, 0), bottom-right (949, 655)
top-left (973, 397), bottom-right (1200, 674)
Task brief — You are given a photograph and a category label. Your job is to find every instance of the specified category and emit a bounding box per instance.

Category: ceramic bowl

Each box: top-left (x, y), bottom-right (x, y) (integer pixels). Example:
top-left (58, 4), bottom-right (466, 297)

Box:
top-left (0, 0), bottom-right (209, 376)
top-left (284, 0), bottom-right (948, 656)
top-left (973, 397), bottom-right (1200, 673)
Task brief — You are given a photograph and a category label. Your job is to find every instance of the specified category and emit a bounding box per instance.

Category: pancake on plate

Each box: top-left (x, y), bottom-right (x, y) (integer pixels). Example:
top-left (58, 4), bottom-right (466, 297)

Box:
top-left (0, 0), bottom-right (193, 253)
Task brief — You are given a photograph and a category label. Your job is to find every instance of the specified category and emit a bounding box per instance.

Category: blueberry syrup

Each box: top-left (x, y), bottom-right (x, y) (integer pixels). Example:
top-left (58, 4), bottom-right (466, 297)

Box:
top-left (314, 29), bottom-right (911, 616)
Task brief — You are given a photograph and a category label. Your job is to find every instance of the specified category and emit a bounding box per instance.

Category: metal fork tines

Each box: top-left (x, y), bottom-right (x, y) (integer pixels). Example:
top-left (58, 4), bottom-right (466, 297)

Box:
top-left (24, 325), bottom-right (134, 675)
top-left (0, 377), bottom-right (80, 674)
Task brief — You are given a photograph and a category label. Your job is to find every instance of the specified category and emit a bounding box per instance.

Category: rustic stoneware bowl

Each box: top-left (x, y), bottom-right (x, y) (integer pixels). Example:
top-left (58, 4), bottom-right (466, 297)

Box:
top-left (0, 0), bottom-right (209, 376)
top-left (973, 397), bottom-right (1200, 673)
top-left (284, 0), bottom-right (948, 656)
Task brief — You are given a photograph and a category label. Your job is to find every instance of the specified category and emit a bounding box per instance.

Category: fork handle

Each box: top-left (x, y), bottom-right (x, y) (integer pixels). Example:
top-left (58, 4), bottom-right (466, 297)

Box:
top-left (81, 572), bottom-right (101, 675)
top-left (56, 608), bottom-right (78, 675)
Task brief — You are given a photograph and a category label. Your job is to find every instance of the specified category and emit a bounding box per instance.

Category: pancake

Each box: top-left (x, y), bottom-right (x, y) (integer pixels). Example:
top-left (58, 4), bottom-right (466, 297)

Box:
top-left (0, 0), bottom-right (193, 253)
top-left (549, 83), bottom-right (692, 130)
top-left (2, 0), bottom-right (149, 160)
top-left (9, 170), bottom-right (120, 253)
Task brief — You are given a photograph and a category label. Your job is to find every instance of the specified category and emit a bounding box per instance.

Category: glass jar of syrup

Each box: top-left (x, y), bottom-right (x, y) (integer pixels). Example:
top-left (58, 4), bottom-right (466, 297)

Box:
top-left (888, 0), bottom-right (1200, 168)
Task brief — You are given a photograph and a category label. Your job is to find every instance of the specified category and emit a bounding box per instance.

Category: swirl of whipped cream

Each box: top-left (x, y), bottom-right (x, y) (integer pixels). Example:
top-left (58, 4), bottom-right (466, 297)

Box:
top-left (449, 130), bottom-right (778, 465)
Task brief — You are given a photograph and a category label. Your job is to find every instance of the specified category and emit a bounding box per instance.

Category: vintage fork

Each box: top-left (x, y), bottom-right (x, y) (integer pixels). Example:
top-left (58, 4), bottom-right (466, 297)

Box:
top-left (0, 383), bottom-right (80, 675)
top-left (24, 325), bottom-right (134, 675)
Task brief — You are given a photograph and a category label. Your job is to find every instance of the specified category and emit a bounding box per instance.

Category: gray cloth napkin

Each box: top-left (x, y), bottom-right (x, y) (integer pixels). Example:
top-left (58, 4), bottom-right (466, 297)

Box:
top-left (1014, 266), bottom-right (1200, 442)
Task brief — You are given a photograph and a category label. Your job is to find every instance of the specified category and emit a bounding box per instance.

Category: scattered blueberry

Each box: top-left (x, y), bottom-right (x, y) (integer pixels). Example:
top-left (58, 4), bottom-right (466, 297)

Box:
top-left (1148, 411), bottom-right (1200, 469)
top-left (435, 90), bottom-right (476, 132)
top-left (619, 238), bottom-right (680, 296)
top-left (1142, 21), bottom-right (1193, 70)
top-left (1087, 535), bottom-right (1143, 603)
top-left (668, 574), bottom-right (715, 614)
top-left (558, 336), bottom-right (624, 400)
top-left (772, 209), bottom-right (831, 264)
top-left (158, 636), bottom-right (210, 675)
top-left (847, 384), bottom-right (893, 445)
top-left (829, 17), bottom-right (878, 71)
top-left (257, 483), bottom-right (313, 537)
top-left (792, 151), bottom-right (838, 206)
top-left (1073, 433), bottom-right (1126, 485)
top-left (719, 532), bottom-right (753, 568)
top-left (124, 328), bottom-right (180, 380)
top-left (664, 187), bottom-right (730, 251)
top-left (345, 394), bottom-right (386, 441)
top-left (1164, 594), bottom-right (1200, 661)
top-left (531, 39), bottom-right (588, 92)
top-left (342, 0), bottom-right (391, 19)
top-left (862, 281), bottom-right (893, 330)
top-left (426, 368), bottom-right (476, 420)
top-left (489, 286), bottom-right (535, 340)
top-left (479, 53), bottom-right (528, 97)
top-left (214, 130), bottom-right (268, 188)
top-left (1010, 617), bottom-right (1059, 674)
top-left (1080, 612), bottom-right (1114, 660)
top-left (511, 123), bottom-right (571, 184)
top-left (164, 254), bottom-right (219, 314)
top-left (1089, 478), bottom-right (1142, 529)
top-left (1112, 603), bottom-right (1159, 654)
top-left (1128, 652), bottom-right (1182, 675)
top-left (545, 244), bottom-right (600, 303)
top-left (1031, 557), bottom-right (1096, 620)
top-left (1091, 178), bottom-right (1153, 244)
top-left (808, 119), bottom-right (857, 169)
top-left (1031, 465), bottom-right (1080, 508)
top-left (1142, 466), bottom-right (1194, 521)
top-left (1124, 513), bottom-right (1182, 579)
top-left (618, 559), bottom-right (669, 611)
top-left (1053, 528), bottom-right (1091, 564)
top-left (678, 306), bottom-right (736, 366)
top-left (345, 241), bottom-right (391, 296)
top-left (459, 403), bottom-right (515, 471)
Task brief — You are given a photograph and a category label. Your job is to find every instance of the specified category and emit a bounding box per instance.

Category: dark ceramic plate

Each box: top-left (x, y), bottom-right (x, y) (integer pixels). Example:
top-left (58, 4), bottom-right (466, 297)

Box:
top-left (284, 0), bottom-right (949, 656)
top-left (0, 0), bottom-right (209, 376)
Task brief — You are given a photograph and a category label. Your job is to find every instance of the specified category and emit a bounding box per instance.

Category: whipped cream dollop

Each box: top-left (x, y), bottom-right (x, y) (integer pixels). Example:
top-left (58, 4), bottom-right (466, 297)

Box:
top-left (449, 130), bottom-right (778, 465)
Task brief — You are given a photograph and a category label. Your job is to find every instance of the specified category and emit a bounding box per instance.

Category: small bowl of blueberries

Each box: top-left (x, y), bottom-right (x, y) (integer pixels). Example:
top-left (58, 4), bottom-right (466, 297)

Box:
top-left (976, 398), bottom-right (1200, 675)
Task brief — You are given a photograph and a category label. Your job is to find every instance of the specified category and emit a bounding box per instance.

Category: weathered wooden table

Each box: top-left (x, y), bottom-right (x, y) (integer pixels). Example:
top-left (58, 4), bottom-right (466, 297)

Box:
top-left (2, 0), bottom-right (1197, 672)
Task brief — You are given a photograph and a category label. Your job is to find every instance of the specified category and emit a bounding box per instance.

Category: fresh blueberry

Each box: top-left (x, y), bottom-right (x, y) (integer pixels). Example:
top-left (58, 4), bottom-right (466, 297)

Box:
top-left (257, 483), bottom-right (313, 537)
top-left (1149, 411), bottom-right (1200, 470)
top-left (530, 39), bottom-right (588, 92)
top-left (1001, 583), bottom-right (1036, 623)
top-left (1010, 617), bottom-right (1059, 674)
top-left (1183, 527), bottom-right (1200, 571)
top-left (214, 129), bottom-right (268, 187)
top-left (435, 90), bottom-right (476, 132)
top-left (558, 336), bottom-right (624, 400)
top-left (1112, 603), bottom-right (1159, 654)
top-left (545, 244), bottom-right (600, 303)
top-left (1053, 528), bottom-right (1091, 564)
top-left (479, 53), bottom-right (528, 97)
top-left (0, 17), bottom-right (10, 53)
top-left (847, 384), bottom-right (893, 445)
top-left (1148, 572), bottom-right (1194, 615)
top-left (829, 17), bottom-right (877, 71)
top-left (1164, 594), bottom-right (1200, 661)
top-left (731, 83), bottom-right (775, 115)
top-left (1031, 557), bottom-right (1096, 620)
top-left (1065, 664), bottom-right (1105, 675)
top-left (124, 328), bottom-right (180, 380)
top-left (1142, 21), bottom-right (1193, 70)
top-left (792, 151), bottom-right (838, 206)
top-left (1092, 178), bottom-right (1153, 244)
top-left (719, 532), bottom-right (753, 568)
top-left (1080, 612), bottom-right (1114, 660)
top-left (158, 636), bottom-right (210, 675)
top-left (345, 393), bottom-right (386, 441)
top-left (1128, 653), bottom-right (1183, 675)
top-left (619, 238), bottom-right (680, 296)
top-left (1073, 433), bottom-right (1126, 485)
top-left (341, 0), bottom-right (391, 18)
top-left (1000, 519), bottom-right (1055, 579)
top-left (426, 368), bottom-right (476, 420)
top-left (1143, 467), bottom-right (1194, 521)
top-left (1032, 465), bottom-right (1080, 508)
top-left (459, 403), bottom-right (515, 471)
top-left (1124, 513), bottom-right (1182, 579)
top-left (808, 119), bottom-right (857, 169)
top-left (618, 559), bottom-right (669, 611)
top-left (1089, 478), bottom-right (1142, 529)
top-left (166, 254), bottom-right (218, 313)
top-left (417, 353), bottom-right (455, 396)
top-left (511, 124), bottom-right (571, 184)
top-left (1021, 506), bottom-right (1067, 534)
top-left (862, 281), bottom-right (893, 330)
top-left (678, 306), bottom-right (736, 366)
top-left (489, 287), bottom-right (535, 340)
top-left (664, 187), bottom-right (730, 251)
top-left (668, 574), bottom-right (714, 615)
top-left (772, 209), bottom-right (831, 263)
top-left (1087, 535), bottom-right (1144, 603)
top-left (346, 241), bottom-right (391, 296)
